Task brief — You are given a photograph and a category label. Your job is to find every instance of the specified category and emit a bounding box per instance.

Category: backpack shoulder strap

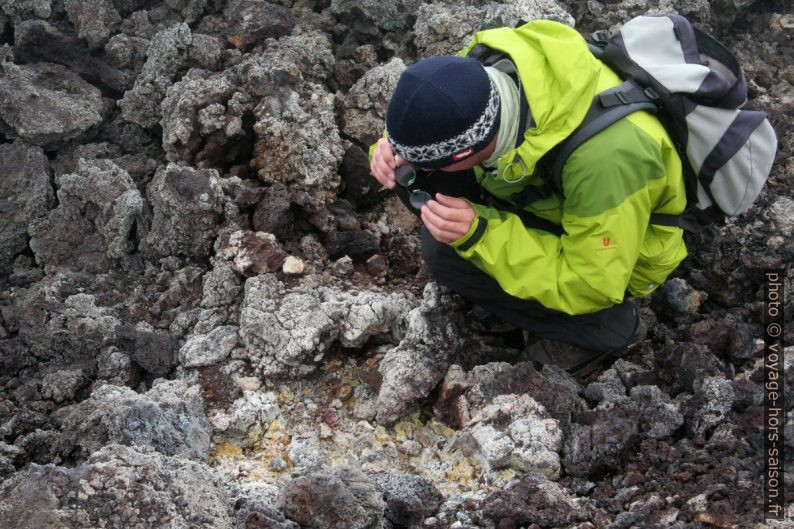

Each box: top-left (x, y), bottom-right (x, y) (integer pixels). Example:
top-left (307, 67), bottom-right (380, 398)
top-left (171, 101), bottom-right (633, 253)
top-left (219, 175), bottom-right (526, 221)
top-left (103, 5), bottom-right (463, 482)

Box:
top-left (547, 80), bottom-right (658, 197)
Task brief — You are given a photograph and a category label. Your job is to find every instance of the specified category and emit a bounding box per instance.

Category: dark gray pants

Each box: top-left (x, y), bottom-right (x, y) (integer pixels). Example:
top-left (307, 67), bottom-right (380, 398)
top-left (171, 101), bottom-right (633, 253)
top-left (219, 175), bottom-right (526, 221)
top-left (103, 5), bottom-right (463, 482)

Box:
top-left (406, 168), bottom-right (639, 353)
top-left (421, 229), bottom-right (639, 352)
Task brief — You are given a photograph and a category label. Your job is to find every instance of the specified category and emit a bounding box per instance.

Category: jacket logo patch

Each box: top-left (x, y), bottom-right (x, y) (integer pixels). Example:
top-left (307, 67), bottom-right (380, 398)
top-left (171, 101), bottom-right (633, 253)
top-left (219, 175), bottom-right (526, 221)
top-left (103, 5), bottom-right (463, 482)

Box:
top-left (596, 236), bottom-right (617, 252)
top-left (452, 147), bottom-right (475, 161)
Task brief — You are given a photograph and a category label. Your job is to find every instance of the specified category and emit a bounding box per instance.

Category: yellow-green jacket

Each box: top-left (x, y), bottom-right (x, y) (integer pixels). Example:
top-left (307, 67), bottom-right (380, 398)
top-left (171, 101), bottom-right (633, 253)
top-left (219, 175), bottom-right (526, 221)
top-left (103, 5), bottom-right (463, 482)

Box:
top-left (380, 21), bottom-right (688, 315)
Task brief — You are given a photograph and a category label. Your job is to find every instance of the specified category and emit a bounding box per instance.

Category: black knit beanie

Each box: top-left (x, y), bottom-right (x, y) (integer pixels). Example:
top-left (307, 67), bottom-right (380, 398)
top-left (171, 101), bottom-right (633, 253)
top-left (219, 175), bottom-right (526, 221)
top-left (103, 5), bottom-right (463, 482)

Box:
top-left (385, 56), bottom-right (501, 170)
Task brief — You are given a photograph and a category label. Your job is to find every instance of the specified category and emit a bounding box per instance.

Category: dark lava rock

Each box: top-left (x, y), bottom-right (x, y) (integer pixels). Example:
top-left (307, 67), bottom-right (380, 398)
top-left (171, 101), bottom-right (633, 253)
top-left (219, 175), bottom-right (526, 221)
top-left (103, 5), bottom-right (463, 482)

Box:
top-left (64, 0), bottom-right (122, 49)
top-left (655, 342), bottom-right (730, 395)
top-left (563, 397), bottom-right (641, 478)
top-left (222, 230), bottom-right (288, 276)
top-left (56, 380), bottom-right (212, 461)
top-left (14, 272), bottom-right (124, 367)
top-left (223, 0), bottom-right (296, 51)
top-left (328, 200), bottom-right (360, 232)
top-left (685, 318), bottom-right (755, 362)
top-left (0, 444), bottom-right (234, 528)
top-left (117, 323), bottom-right (180, 376)
top-left (237, 501), bottom-right (300, 529)
top-left (682, 376), bottom-right (736, 441)
top-left (0, 60), bottom-right (106, 148)
top-left (118, 23), bottom-right (193, 129)
top-left (480, 473), bottom-right (586, 527)
top-left (253, 183), bottom-right (294, 240)
top-left (651, 278), bottom-right (707, 318)
top-left (14, 20), bottom-right (128, 94)
top-left (0, 141), bottom-right (53, 283)
top-left (326, 229), bottom-right (380, 261)
top-left (277, 467), bottom-right (385, 529)
top-left (365, 254), bottom-right (389, 278)
top-left (384, 232), bottom-right (422, 275)
top-left (340, 145), bottom-right (382, 208)
top-left (28, 159), bottom-right (143, 274)
top-left (141, 164), bottom-right (226, 261)
top-left (369, 472), bottom-right (444, 528)
top-left (435, 361), bottom-right (585, 429)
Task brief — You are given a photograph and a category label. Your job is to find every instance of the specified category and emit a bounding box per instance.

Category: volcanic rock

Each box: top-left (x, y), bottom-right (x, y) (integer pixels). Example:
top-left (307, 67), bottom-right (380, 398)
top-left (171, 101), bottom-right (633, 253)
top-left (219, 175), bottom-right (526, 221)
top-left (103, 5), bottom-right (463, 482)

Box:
top-left (683, 376), bottom-right (736, 440)
top-left (179, 324), bottom-right (238, 367)
top-left (369, 472), bottom-right (444, 528)
top-left (117, 321), bottom-right (181, 376)
top-left (340, 145), bottom-right (382, 208)
top-left (414, 0), bottom-right (574, 56)
top-left (29, 159), bottom-right (143, 273)
top-left (208, 390), bottom-right (281, 446)
top-left (0, 142), bottom-right (53, 283)
top-left (161, 70), bottom-right (244, 166)
top-left (630, 384), bottom-right (684, 440)
top-left (330, 0), bottom-right (422, 43)
top-left (119, 23), bottom-right (193, 128)
top-left (0, 0), bottom-right (52, 22)
top-left (252, 183), bottom-right (294, 240)
top-left (376, 283), bottom-right (475, 426)
top-left (480, 472), bottom-right (586, 527)
top-left (64, 0), bottom-right (122, 49)
top-left (57, 380), bottom-right (212, 461)
top-left (0, 444), bottom-right (234, 528)
top-left (651, 278), bottom-right (708, 317)
top-left (0, 61), bottom-right (106, 147)
top-left (277, 466), bottom-right (385, 529)
top-left (239, 274), bottom-right (413, 379)
top-left (200, 259), bottom-right (243, 308)
top-left (563, 396), bottom-right (641, 478)
top-left (220, 230), bottom-right (288, 277)
top-left (140, 164), bottom-right (226, 260)
top-left (15, 272), bottom-right (123, 366)
top-left (341, 57), bottom-right (405, 149)
top-left (435, 361), bottom-right (585, 429)
top-left (466, 394), bottom-right (563, 479)
top-left (14, 20), bottom-right (129, 93)
top-left (223, 0), bottom-right (296, 51)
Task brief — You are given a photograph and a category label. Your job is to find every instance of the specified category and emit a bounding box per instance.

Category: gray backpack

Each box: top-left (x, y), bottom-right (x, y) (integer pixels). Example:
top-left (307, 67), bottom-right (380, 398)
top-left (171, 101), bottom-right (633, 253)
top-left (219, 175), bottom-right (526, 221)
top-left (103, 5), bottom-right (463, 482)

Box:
top-left (547, 14), bottom-right (779, 232)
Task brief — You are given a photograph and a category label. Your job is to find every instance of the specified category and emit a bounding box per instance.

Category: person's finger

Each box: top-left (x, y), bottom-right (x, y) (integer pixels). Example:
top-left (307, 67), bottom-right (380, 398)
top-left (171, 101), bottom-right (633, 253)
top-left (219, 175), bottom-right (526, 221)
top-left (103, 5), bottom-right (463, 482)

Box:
top-left (425, 199), bottom-right (472, 222)
top-left (422, 204), bottom-right (467, 235)
top-left (370, 163), bottom-right (389, 187)
top-left (371, 151), bottom-right (395, 188)
top-left (436, 193), bottom-right (473, 209)
top-left (421, 210), bottom-right (461, 243)
top-left (378, 138), bottom-right (396, 169)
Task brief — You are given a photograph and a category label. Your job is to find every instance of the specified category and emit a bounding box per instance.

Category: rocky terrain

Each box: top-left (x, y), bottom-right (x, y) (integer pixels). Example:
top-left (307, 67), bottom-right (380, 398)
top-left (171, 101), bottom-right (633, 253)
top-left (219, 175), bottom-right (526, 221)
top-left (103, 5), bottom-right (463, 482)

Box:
top-left (0, 0), bottom-right (792, 528)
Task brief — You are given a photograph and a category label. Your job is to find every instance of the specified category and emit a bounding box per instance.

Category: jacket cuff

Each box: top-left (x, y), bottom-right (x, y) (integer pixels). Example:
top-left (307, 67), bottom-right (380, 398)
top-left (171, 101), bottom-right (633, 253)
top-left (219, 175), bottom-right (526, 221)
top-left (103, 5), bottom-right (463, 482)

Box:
top-left (450, 215), bottom-right (488, 251)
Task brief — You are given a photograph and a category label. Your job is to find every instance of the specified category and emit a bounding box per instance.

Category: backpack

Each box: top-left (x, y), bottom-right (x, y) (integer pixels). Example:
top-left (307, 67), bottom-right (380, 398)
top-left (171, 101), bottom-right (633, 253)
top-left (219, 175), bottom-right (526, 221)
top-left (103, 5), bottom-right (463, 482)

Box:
top-left (545, 14), bottom-right (778, 232)
top-left (470, 15), bottom-right (778, 234)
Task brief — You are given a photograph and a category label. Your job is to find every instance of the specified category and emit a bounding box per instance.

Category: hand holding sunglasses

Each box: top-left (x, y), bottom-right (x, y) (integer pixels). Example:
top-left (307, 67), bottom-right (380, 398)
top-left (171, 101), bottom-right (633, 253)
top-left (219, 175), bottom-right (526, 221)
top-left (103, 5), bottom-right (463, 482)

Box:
top-left (394, 166), bottom-right (475, 244)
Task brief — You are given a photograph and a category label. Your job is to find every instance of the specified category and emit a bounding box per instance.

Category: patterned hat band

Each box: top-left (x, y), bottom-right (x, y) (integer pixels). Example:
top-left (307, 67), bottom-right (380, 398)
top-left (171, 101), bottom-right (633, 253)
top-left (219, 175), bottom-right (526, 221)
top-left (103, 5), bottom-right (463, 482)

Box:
top-left (388, 76), bottom-right (500, 165)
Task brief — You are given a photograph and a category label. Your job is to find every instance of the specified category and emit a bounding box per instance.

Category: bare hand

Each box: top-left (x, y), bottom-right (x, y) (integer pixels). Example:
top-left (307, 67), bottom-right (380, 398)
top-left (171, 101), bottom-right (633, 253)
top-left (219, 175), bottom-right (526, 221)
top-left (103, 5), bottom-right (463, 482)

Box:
top-left (370, 137), bottom-right (407, 189)
top-left (421, 193), bottom-right (476, 244)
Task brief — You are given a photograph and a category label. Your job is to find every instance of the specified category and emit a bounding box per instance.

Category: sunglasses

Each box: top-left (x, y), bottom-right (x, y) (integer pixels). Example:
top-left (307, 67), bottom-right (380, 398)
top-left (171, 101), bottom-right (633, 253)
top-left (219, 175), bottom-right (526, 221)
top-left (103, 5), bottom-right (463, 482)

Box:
top-left (394, 166), bottom-right (433, 210)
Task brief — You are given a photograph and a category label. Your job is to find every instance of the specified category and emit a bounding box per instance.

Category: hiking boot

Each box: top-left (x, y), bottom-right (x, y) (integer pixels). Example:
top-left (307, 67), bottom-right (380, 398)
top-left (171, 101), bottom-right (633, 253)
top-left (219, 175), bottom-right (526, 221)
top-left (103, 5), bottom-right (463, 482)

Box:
top-left (467, 305), bottom-right (518, 333)
top-left (524, 312), bottom-right (647, 378)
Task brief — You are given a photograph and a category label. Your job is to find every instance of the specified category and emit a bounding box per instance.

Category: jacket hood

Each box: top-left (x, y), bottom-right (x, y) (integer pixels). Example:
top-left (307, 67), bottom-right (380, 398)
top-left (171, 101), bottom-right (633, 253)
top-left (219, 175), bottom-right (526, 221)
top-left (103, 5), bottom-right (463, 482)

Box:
top-left (460, 21), bottom-right (602, 176)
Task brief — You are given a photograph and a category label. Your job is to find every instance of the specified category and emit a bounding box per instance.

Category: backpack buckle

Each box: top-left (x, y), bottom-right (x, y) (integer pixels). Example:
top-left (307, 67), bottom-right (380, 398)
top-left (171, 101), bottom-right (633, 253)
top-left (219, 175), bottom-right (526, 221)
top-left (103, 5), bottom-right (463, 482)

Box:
top-left (644, 87), bottom-right (660, 100)
top-left (592, 30), bottom-right (609, 44)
